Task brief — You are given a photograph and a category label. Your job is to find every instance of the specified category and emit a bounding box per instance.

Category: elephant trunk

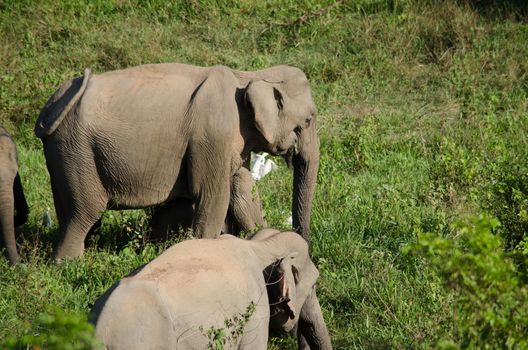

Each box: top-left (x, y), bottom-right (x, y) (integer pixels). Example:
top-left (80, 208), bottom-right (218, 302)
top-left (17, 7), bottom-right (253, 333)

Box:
top-left (292, 120), bottom-right (320, 242)
top-left (0, 184), bottom-right (19, 265)
top-left (298, 289), bottom-right (333, 350)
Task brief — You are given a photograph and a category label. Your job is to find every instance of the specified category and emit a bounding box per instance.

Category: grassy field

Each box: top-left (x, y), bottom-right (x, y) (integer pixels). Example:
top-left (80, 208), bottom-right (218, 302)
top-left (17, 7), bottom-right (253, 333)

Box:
top-left (1, 1), bottom-right (528, 348)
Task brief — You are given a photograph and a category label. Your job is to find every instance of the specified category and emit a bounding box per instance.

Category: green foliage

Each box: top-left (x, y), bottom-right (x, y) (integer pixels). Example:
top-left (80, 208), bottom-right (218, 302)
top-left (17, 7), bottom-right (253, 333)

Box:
top-left (3, 307), bottom-right (101, 350)
top-left (484, 159), bottom-right (528, 249)
top-left (405, 214), bottom-right (528, 349)
top-left (200, 301), bottom-right (256, 350)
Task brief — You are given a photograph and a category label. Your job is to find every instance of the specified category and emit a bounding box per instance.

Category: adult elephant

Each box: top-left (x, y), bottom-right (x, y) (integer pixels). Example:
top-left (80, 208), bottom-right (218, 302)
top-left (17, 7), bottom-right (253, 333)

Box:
top-left (90, 229), bottom-right (332, 349)
top-left (35, 63), bottom-right (319, 259)
top-left (0, 126), bottom-right (29, 265)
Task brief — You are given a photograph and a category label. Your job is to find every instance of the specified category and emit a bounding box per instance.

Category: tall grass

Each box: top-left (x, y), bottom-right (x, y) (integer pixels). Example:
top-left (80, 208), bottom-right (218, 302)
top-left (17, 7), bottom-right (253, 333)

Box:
top-left (1, 0), bottom-right (527, 348)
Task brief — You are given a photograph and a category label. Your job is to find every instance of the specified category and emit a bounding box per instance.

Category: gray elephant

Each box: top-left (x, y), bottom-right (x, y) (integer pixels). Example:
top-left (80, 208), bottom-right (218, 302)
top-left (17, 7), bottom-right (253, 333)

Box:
top-left (89, 229), bottom-right (332, 349)
top-left (151, 166), bottom-right (265, 240)
top-left (35, 63), bottom-right (319, 259)
top-left (0, 126), bottom-right (29, 265)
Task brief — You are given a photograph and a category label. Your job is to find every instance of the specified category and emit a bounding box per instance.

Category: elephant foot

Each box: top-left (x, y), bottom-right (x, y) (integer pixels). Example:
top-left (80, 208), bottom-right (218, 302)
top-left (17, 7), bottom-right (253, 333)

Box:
top-left (54, 244), bottom-right (85, 260)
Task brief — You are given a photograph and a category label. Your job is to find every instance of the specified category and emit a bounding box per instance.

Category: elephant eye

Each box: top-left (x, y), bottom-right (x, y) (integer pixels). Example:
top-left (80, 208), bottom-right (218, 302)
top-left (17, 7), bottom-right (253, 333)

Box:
top-left (305, 115), bottom-right (313, 127)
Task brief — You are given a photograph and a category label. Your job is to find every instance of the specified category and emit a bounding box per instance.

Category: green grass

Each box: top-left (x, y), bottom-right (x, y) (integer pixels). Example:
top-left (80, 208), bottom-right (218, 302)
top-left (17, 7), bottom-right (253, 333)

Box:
top-left (1, 0), bottom-right (528, 348)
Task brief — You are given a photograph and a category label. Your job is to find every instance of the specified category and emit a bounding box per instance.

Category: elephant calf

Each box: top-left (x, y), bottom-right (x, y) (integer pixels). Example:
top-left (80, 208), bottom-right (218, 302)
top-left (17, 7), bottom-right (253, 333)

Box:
top-left (151, 166), bottom-right (265, 240)
top-left (0, 126), bottom-right (29, 265)
top-left (90, 229), bottom-right (332, 349)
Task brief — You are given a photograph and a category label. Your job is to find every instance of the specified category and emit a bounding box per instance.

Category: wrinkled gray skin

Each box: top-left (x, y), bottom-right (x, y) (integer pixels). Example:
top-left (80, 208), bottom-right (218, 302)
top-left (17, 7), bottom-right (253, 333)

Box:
top-left (90, 229), bottom-right (332, 350)
top-left (151, 166), bottom-right (265, 240)
top-left (36, 63), bottom-right (319, 259)
top-left (0, 126), bottom-right (29, 265)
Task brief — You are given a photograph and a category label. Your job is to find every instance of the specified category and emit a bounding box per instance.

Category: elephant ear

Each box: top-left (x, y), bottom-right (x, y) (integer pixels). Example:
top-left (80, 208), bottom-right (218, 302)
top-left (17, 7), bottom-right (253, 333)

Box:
top-left (265, 253), bottom-right (298, 321)
top-left (279, 255), bottom-right (298, 320)
top-left (245, 80), bottom-right (283, 145)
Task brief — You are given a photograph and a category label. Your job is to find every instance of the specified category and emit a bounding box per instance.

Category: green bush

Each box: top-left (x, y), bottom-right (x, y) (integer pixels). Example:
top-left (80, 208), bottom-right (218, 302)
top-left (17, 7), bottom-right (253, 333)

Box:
top-left (405, 214), bottom-right (528, 349)
top-left (3, 307), bottom-right (102, 350)
top-left (484, 161), bottom-right (528, 249)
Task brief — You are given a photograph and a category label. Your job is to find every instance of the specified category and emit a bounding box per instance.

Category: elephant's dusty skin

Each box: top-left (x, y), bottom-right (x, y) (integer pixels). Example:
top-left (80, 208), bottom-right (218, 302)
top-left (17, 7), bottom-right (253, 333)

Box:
top-left (36, 63), bottom-right (320, 259)
top-left (90, 230), bottom-right (332, 350)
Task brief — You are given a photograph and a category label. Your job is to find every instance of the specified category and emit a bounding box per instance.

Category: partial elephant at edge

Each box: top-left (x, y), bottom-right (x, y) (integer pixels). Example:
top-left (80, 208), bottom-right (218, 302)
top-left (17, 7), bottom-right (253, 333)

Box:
top-left (0, 125), bottom-right (29, 265)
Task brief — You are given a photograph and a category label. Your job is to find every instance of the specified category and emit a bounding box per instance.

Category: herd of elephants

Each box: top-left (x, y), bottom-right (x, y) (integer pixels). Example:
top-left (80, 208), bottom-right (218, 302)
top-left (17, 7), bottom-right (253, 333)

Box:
top-left (0, 62), bottom-right (333, 349)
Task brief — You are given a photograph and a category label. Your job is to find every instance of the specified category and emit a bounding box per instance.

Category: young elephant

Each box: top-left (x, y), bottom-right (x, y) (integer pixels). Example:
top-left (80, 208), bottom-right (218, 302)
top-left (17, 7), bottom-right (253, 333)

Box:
top-left (90, 230), bottom-right (332, 350)
top-left (0, 126), bottom-right (29, 265)
top-left (150, 166), bottom-right (265, 240)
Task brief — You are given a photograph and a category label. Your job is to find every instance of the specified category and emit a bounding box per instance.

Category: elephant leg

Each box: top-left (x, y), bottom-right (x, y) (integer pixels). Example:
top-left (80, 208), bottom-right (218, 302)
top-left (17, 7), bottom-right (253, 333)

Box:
top-left (54, 207), bottom-right (105, 259)
top-left (150, 199), bottom-right (194, 242)
top-left (229, 167), bottom-right (265, 235)
top-left (51, 176), bottom-right (107, 259)
top-left (44, 137), bottom-right (108, 259)
top-left (193, 186), bottom-right (230, 239)
top-left (189, 156), bottom-right (231, 239)
top-left (0, 180), bottom-right (19, 265)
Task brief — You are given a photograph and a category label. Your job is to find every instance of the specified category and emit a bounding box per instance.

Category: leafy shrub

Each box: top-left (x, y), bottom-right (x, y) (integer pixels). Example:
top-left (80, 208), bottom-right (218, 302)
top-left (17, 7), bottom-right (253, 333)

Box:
top-left (404, 214), bottom-right (528, 349)
top-left (484, 161), bottom-right (528, 249)
top-left (3, 307), bottom-right (102, 350)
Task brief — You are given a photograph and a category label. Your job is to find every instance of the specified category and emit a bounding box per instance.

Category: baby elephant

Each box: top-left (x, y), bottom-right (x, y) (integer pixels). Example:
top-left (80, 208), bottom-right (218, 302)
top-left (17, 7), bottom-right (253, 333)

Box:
top-left (90, 229), bottom-right (332, 349)
top-left (151, 166), bottom-right (265, 239)
top-left (0, 126), bottom-right (29, 265)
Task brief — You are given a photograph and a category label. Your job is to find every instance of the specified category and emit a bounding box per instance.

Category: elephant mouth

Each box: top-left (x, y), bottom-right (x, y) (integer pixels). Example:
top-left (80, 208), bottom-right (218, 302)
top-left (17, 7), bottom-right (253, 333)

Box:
top-left (281, 137), bottom-right (300, 168)
top-left (276, 147), bottom-right (290, 156)
top-left (275, 131), bottom-right (299, 154)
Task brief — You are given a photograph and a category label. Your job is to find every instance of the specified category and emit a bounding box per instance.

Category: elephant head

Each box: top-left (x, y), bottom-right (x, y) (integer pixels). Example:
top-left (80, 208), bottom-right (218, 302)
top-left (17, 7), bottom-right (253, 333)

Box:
top-left (243, 67), bottom-right (320, 241)
top-left (250, 229), bottom-right (332, 349)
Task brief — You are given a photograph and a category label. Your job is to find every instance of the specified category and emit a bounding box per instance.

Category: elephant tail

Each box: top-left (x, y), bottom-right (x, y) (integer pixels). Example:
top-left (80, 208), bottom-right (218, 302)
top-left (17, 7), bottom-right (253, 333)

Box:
top-left (34, 68), bottom-right (92, 138)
